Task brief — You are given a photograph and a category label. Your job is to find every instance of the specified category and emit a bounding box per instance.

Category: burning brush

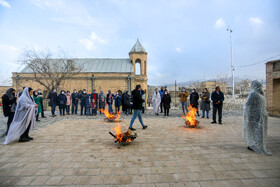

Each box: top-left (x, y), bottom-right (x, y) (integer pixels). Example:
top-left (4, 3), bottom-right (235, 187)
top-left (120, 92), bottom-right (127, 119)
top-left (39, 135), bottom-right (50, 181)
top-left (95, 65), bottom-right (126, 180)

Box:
top-left (109, 124), bottom-right (137, 143)
top-left (182, 106), bottom-right (200, 128)
top-left (99, 109), bottom-right (122, 122)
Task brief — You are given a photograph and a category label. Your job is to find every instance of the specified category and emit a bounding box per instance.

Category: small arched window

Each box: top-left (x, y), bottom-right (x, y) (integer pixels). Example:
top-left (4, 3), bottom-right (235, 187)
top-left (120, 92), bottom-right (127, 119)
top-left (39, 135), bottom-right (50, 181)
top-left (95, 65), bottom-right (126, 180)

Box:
top-left (135, 59), bottom-right (141, 75)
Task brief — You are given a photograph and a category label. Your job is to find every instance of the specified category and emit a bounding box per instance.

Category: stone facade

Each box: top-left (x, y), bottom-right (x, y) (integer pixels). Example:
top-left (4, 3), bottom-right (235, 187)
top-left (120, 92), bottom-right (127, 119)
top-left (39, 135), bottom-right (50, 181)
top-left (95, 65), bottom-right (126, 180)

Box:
top-left (266, 59), bottom-right (280, 116)
top-left (200, 81), bottom-right (226, 94)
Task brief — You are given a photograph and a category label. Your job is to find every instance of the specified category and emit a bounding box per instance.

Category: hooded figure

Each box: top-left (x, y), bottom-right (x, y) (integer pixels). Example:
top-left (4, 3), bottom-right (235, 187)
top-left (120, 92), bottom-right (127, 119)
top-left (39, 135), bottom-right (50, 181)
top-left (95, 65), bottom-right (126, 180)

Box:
top-left (152, 89), bottom-right (161, 115)
top-left (242, 80), bottom-right (272, 155)
top-left (4, 87), bottom-right (38, 144)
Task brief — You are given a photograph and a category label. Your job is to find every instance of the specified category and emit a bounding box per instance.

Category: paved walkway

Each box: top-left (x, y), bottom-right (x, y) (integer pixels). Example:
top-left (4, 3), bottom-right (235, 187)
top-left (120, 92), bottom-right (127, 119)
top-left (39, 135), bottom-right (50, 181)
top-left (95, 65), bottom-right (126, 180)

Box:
top-left (0, 110), bottom-right (279, 186)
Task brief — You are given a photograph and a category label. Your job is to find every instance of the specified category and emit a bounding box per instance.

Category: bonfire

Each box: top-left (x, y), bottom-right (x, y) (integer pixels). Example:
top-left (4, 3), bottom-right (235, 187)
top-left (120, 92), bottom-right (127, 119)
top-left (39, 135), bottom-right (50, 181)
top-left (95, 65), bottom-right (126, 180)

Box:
top-left (109, 124), bottom-right (137, 143)
top-left (182, 106), bottom-right (200, 128)
top-left (99, 109), bottom-right (122, 122)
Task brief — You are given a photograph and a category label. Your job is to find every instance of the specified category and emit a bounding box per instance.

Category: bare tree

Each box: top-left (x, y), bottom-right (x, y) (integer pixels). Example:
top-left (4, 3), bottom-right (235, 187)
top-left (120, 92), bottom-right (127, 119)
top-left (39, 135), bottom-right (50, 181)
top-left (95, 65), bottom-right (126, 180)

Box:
top-left (19, 48), bottom-right (84, 93)
top-left (236, 79), bottom-right (251, 96)
top-left (188, 80), bottom-right (201, 91)
top-left (216, 73), bottom-right (228, 85)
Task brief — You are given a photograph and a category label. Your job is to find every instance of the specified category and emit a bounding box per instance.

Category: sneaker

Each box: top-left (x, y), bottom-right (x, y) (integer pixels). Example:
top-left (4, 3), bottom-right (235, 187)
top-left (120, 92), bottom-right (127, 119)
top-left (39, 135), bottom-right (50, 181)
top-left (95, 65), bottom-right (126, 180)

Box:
top-left (129, 127), bottom-right (136, 131)
top-left (219, 122), bottom-right (223, 125)
top-left (18, 137), bottom-right (30, 142)
top-left (201, 116), bottom-right (205, 118)
top-left (211, 121), bottom-right (217, 124)
top-left (42, 116), bottom-right (46, 118)
top-left (143, 125), bottom-right (148, 129)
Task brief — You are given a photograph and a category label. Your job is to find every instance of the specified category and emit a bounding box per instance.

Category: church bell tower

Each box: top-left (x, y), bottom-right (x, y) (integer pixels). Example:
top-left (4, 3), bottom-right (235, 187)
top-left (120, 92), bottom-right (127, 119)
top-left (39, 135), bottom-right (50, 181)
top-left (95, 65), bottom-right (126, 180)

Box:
top-left (129, 39), bottom-right (147, 76)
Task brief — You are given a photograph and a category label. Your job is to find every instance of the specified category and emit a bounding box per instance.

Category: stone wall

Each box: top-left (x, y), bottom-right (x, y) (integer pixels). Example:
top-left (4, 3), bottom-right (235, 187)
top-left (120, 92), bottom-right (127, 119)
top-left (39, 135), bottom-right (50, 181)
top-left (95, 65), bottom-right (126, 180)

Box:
top-left (266, 60), bottom-right (280, 116)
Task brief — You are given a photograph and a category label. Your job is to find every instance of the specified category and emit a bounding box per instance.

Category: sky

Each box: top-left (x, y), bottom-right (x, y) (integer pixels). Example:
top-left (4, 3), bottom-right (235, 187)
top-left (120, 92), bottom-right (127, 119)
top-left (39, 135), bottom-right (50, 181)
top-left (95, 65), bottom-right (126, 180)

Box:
top-left (0, 0), bottom-right (280, 86)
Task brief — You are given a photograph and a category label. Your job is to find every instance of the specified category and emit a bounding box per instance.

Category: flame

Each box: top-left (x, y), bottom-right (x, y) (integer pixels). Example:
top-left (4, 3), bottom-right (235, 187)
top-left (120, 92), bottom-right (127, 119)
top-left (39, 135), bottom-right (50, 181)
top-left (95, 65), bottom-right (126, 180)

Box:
top-left (111, 124), bottom-right (131, 143)
top-left (182, 106), bottom-right (199, 127)
top-left (99, 109), bottom-right (121, 120)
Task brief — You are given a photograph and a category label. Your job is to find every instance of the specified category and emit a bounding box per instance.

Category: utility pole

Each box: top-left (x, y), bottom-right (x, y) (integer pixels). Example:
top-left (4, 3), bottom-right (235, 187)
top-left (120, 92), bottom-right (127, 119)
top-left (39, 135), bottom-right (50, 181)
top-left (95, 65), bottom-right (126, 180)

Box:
top-left (175, 80), bottom-right (177, 107)
top-left (227, 26), bottom-right (235, 99)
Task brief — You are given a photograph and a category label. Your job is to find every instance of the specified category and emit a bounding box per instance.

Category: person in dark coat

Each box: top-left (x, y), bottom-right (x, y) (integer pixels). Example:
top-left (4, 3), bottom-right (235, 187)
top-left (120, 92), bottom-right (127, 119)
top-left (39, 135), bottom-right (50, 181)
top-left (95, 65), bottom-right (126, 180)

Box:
top-left (37, 89), bottom-right (46, 118)
top-left (1, 88), bottom-right (17, 136)
top-left (122, 91), bottom-right (130, 115)
top-left (79, 89), bottom-right (88, 115)
top-left (114, 91), bottom-right (122, 113)
top-left (47, 88), bottom-right (58, 117)
top-left (211, 86), bottom-right (224, 124)
top-left (71, 89), bottom-right (79, 115)
top-left (129, 85), bottom-right (148, 131)
top-left (106, 90), bottom-right (114, 114)
top-left (162, 90), bottom-right (171, 116)
top-left (58, 90), bottom-right (67, 116)
top-left (190, 88), bottom-right (200, 116)
top-left (200, 88), bottom-right (211, 119)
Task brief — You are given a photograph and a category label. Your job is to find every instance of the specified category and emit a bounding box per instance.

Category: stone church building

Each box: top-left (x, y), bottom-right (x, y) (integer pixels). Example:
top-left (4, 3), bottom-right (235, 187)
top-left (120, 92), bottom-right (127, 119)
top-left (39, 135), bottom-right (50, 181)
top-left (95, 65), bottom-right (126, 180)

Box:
top-left (12, 39), bottom-right (148, 98)
top-left (266, 59), bottom-right (280, 116)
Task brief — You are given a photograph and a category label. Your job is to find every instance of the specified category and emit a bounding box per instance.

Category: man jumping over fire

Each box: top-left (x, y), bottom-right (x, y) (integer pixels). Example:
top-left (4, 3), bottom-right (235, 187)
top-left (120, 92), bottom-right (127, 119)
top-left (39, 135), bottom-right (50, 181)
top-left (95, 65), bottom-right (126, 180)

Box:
top-left (129, 85), bottom-right (148, 131)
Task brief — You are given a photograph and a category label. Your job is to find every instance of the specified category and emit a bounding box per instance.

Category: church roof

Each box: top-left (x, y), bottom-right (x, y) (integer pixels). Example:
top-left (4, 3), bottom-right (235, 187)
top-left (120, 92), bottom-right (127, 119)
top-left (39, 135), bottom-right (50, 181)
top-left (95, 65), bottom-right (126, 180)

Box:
top-left (20, 58), bottom-right (133, 73)
top-left (129, 39), bottom-right (147, 54)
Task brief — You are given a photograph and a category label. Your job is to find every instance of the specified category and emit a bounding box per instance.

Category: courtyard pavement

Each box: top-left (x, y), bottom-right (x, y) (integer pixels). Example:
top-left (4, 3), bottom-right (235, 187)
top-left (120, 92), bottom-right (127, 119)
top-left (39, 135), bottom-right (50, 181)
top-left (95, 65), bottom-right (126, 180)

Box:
top-left (0, 110), bottom-right (279, 186)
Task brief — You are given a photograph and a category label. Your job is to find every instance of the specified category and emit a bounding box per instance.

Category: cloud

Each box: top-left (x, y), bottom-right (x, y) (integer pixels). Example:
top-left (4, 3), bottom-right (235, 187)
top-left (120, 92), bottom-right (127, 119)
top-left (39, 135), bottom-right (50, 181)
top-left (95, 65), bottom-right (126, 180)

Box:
top-left (78, 32), bottom-right (106, 51)
top-left (175, 48), bottom-right (182, 52)
top-left (249, 17), bottom-right (263, 25)
top-left (0, 0), bottom-right (11, 8)
top-left (0, 45), bottom-right (17, 51)
top-left (214, 18), bottom-right (226, 29)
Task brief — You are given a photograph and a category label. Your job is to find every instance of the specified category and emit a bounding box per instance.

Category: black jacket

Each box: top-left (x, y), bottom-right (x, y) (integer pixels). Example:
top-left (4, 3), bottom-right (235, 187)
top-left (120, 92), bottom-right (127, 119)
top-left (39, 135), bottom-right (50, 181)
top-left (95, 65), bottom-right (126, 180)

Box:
top-left (1, 94), bottom-right (17, 117)
top-left (48, 92), bottom-right (58, 106)
top-left (71, 92), bottom-right (79, 104)
top-left (106, 93), bottom-right (114, 105)
top-left (211, 91), bottom-right (224, 106)
top-left (58, 94), bottom-right (67, 106)
top-left (190, 92), bottom-right (199, 107)
top-left (162, 94), bottom-right (171, 109)
top-left (79, 93), bottom-right (88, 104)
top-left (132, 89), bottom-right (144, 110)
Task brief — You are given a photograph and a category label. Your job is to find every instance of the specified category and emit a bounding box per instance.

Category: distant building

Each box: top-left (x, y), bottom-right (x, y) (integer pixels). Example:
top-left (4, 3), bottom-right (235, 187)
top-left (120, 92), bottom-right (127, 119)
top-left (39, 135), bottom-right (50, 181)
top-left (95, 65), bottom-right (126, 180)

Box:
top-left (11, 39), bottom-right (148, 104)
top-left (200, 81), bottom-right (226, 94)
top-left (266, 59), bottom-right (280, 116)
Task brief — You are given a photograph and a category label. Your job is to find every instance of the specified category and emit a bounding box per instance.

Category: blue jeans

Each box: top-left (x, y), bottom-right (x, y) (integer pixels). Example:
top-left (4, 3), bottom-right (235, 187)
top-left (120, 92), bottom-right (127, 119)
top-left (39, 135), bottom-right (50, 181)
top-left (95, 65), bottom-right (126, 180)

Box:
top-left (71, 103), bottom-right (78, 114)
top-left (108, 104), bottom-right (113, 113)
top-left (202, 110), bottom-right (209, 118)
top-left (181, 102), bottom-right (188, 115)
top-left (129, 109), bottom-right (145, 128)
top-left (80, 102), bottom-right (87, 115)
top-left (51, 103), bottom-right (56, 115)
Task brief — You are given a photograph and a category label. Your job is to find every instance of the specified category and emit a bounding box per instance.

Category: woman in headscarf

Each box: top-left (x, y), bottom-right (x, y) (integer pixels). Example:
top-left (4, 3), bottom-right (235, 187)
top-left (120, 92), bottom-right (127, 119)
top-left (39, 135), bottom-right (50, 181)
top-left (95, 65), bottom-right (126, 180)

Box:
top-left (33, 90), bottom-right (42, 121)
top-left (1, 88), bottom-right (17, 136)
top-left (243, 80), bottom-right (272, 155)
top-left (152, 88), bottom-right (161, 115)
top-left (4, 87), bottom-right (38, 144)
top-left (162, 90), bottom-right (171, 116)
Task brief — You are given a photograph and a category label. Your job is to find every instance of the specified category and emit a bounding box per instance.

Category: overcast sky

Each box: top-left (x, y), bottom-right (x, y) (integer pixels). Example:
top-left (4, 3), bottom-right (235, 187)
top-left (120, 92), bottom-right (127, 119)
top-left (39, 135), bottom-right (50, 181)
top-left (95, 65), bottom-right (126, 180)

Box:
top-left (0, 0), bottom-right (279, 85)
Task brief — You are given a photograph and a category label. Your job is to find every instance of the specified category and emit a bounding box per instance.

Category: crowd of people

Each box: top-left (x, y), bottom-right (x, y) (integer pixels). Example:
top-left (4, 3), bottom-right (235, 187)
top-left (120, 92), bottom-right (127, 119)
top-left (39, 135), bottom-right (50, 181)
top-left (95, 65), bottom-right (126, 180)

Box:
top-left (152, 86), bottom-right (224, 124)
top-left (1, 84), bottom-right (225, 144)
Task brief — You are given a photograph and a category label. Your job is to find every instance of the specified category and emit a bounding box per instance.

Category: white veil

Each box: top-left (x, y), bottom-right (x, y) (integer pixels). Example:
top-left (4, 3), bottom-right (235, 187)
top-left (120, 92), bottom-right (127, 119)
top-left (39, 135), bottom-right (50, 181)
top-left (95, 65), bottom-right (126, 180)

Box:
top-left (4, 87), bottom-right (37, 144)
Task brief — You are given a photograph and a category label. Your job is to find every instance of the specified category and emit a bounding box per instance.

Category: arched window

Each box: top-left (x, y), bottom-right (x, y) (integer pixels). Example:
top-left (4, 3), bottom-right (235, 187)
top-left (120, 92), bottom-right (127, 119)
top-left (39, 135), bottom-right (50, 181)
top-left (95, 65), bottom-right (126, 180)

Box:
top-left (135, 59), bottom-right (141, 75)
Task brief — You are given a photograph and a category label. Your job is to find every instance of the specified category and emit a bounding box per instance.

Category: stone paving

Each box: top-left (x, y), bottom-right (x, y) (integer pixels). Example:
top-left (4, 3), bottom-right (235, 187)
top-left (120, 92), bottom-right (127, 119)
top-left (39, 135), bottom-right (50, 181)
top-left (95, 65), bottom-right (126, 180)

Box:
top-left (0, 109), bottom-right (279, 186)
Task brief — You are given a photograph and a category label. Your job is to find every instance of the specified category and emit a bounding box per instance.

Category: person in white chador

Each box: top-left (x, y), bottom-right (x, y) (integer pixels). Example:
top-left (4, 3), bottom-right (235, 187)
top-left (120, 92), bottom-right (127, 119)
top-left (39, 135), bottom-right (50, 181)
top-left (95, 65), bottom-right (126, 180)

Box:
top-left (242, 80), bottom-right (272, 155)
top-left (152, 88), bottom-right (161, 115)
top-left (4, 87), bottom-right (38, 144)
